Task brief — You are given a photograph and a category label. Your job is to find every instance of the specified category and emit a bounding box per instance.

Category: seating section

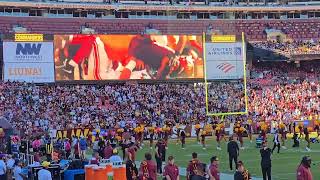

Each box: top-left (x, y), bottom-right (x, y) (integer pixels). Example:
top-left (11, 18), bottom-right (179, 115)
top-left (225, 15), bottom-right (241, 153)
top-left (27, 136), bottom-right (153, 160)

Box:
top-left (1, 16), bottom-right (320, 41)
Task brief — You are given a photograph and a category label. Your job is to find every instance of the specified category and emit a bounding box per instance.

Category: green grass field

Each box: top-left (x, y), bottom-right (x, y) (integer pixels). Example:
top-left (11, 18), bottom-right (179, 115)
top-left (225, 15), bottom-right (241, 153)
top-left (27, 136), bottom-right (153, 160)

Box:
top-left (136, 136), bottom-right (320, 180)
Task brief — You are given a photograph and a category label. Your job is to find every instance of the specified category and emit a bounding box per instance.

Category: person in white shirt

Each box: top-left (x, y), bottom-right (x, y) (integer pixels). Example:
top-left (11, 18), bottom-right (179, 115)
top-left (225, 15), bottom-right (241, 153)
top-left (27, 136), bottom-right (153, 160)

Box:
top-left (38, 161), bottom-right (52, 180)
top-left (13, 161), bottom-right (27, 180)
top-left (0, 157), bottom-right (6, 180)
top-left (272, 130), bottom-right (281, 154)
top-left (6, 155), bottom-right (15, 179)
top-left (6, 155), bottom-right (15, 170)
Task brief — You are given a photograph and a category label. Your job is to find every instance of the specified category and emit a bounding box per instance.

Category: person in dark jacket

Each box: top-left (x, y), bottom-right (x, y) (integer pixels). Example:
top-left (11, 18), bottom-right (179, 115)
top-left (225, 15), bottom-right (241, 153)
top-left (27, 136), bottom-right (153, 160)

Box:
top-left (234, 161), bottom-right (251, 180)
top-left (260, 141), bottom-right (272, 180)
top-left (227, 135), bottom-right (239, 170)
top-left (155, 139), bottom-right (166, 174)
top-left (126, 149), bottom-right (138, 180)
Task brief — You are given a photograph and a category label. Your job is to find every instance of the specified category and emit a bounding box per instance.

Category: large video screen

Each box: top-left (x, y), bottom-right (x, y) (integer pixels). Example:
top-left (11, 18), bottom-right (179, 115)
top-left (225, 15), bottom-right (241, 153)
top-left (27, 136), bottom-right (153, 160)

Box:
top-left (54, 34), bottom-right (204, 81)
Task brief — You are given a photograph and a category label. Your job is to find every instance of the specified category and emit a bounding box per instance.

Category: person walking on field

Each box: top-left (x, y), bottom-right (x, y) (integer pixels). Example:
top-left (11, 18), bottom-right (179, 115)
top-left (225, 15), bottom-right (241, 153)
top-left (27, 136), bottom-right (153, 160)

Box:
top-left (227, 135), bottom-right (239, 171)
top-left (271, 131), bottom-right (280, 154)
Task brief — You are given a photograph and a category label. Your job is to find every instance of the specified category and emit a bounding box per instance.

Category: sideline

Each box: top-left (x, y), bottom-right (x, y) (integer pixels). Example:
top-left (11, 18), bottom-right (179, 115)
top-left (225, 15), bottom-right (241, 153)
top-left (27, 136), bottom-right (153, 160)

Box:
top-left (135, 161), bottom-right (263, 180)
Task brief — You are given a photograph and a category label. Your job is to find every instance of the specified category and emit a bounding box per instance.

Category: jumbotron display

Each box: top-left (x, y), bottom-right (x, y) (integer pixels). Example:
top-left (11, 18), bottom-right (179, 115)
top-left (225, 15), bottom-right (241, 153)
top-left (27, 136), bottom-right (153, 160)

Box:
top-left (54, 34), bottom-right (204, 81)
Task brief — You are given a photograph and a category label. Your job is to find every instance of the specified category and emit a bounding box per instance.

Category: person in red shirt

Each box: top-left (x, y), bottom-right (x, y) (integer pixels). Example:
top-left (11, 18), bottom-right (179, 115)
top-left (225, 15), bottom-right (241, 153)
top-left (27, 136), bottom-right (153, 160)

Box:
top-left (163, 156), bottom-right (179, 180)
top-left (90, 152), bottom-right (100, 165)
top-left (127, 143), bottom-right (138, 162)
top-left (104, 141), bottom-right (113, 159)
top-left (296, 156), bottom-right (313, 180)
top-left (208, 156), bottom-right (220, 180)
top-left (139, 152), bottom-right (157, 180)
top-left (74, 142), bottom-right (80, 159)
top-left (186, 152), bottom-right (202, 180)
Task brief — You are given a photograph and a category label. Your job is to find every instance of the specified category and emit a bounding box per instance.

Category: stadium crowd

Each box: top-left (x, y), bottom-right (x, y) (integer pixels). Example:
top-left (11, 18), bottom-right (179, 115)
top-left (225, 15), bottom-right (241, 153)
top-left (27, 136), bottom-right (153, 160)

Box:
top-left (207, 81), bottom-right (245, 113)
top-left (252, 40), bottom-right (320, 56)
top-left (1, 61), bottom-right (320, 137)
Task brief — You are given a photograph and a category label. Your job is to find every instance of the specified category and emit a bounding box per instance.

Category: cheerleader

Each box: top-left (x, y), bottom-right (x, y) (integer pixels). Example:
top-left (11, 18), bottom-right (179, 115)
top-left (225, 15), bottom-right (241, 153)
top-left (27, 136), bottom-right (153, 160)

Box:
top-left (148, 127), bottom-right (155, 149)
top-left (247, 119), bottom-right (253, 143)
top-left (234, 122), bottom-right (245, 149)
top-left (176, 124), bottom-right (181, 145)
top-left (314, 120), bottom-right (320, 138)
top-left (304, 127), bottom-right (311, 151)
top-left (134, 126), bottom-right (143, 148)
top-left (298, 123), bottom-right (304, 138)
top-left (237, 127), bottom-right (245, 150)
top-left (215, 125), bottom-right (222, 150)
top-left (180, 129), bottom-right (186, 149)
top-left (278, 123), bottom-right (287, 149)
top-left (195, 123), bottom-right (201, 144)
top-left (260, 122), bottom-right (268, 142)
top-left (200, 130), bottom-right (206, 150)
top-left (163, 126), bottom-right (170, 149)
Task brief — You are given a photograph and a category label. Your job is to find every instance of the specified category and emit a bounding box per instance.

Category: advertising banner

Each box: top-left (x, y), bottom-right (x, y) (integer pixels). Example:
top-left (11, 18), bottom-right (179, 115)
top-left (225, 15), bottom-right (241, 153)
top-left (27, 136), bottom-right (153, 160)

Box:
top-left (205, 42), bottom-right (243, 61)
top-left (3, 41), bottom-right (54, 82)
top-left (14, 34), bottom-right (44, 42)
top-left (54, 34), bottom-right (204, 81)
top-left (3, 42), bottom-right (53, 63)
top-left (211, 35), bottom-right (236, 43)
top-left (205, 42), bottom-right (245, 80)
top-left (3, 62), bottom-right (55, 83)
top-left (206, 60), bottom-right (244, 80)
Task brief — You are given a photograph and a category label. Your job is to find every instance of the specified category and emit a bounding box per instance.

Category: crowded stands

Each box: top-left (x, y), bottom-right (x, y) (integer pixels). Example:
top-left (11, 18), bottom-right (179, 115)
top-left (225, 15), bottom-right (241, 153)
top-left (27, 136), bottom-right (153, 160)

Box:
top-left (252, 40), bottom-right (320, 56)
top-left (0, 0), bottom-right (320, 180)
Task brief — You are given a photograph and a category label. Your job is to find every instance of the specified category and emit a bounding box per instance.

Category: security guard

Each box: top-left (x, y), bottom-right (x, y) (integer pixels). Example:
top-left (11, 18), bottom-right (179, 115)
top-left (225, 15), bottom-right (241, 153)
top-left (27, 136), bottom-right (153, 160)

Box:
top-left (227, 135), bottom-right (239, 171)
top-left (260, 141), bottom-right (272, 180)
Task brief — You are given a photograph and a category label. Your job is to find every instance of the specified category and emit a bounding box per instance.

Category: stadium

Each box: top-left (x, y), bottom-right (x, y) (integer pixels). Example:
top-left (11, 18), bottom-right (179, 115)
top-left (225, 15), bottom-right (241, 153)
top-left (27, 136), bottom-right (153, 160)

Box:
top-left (0, 0), bottom-right (320, 180)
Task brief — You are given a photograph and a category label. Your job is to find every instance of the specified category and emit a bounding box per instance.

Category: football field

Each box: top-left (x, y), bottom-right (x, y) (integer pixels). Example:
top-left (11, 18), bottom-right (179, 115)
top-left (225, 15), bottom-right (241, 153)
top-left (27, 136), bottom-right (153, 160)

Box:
top-left (136, 136), bottom-right (320, 180)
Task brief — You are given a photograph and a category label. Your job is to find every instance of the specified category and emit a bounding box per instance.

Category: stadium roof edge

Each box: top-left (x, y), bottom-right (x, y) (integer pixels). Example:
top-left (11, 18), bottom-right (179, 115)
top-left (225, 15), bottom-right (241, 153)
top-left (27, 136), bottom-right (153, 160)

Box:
top-left (2, 1), bottom-right (320, 12)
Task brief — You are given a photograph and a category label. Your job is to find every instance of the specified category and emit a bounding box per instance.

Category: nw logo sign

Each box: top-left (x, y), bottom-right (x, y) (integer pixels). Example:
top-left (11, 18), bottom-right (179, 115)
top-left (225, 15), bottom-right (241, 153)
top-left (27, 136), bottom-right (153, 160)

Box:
top-left (16, 43), bottom-right (42, 55)
top-left (216, 63), bottom-right (235, 73)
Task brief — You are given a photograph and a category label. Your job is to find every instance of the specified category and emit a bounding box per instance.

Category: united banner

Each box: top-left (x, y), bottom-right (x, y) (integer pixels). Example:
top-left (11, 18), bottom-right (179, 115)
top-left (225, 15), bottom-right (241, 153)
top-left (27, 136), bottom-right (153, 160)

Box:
top-left (205, 42), bottom-right (245, 80)
top-left (54, 34), bottom-right (204, 81)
